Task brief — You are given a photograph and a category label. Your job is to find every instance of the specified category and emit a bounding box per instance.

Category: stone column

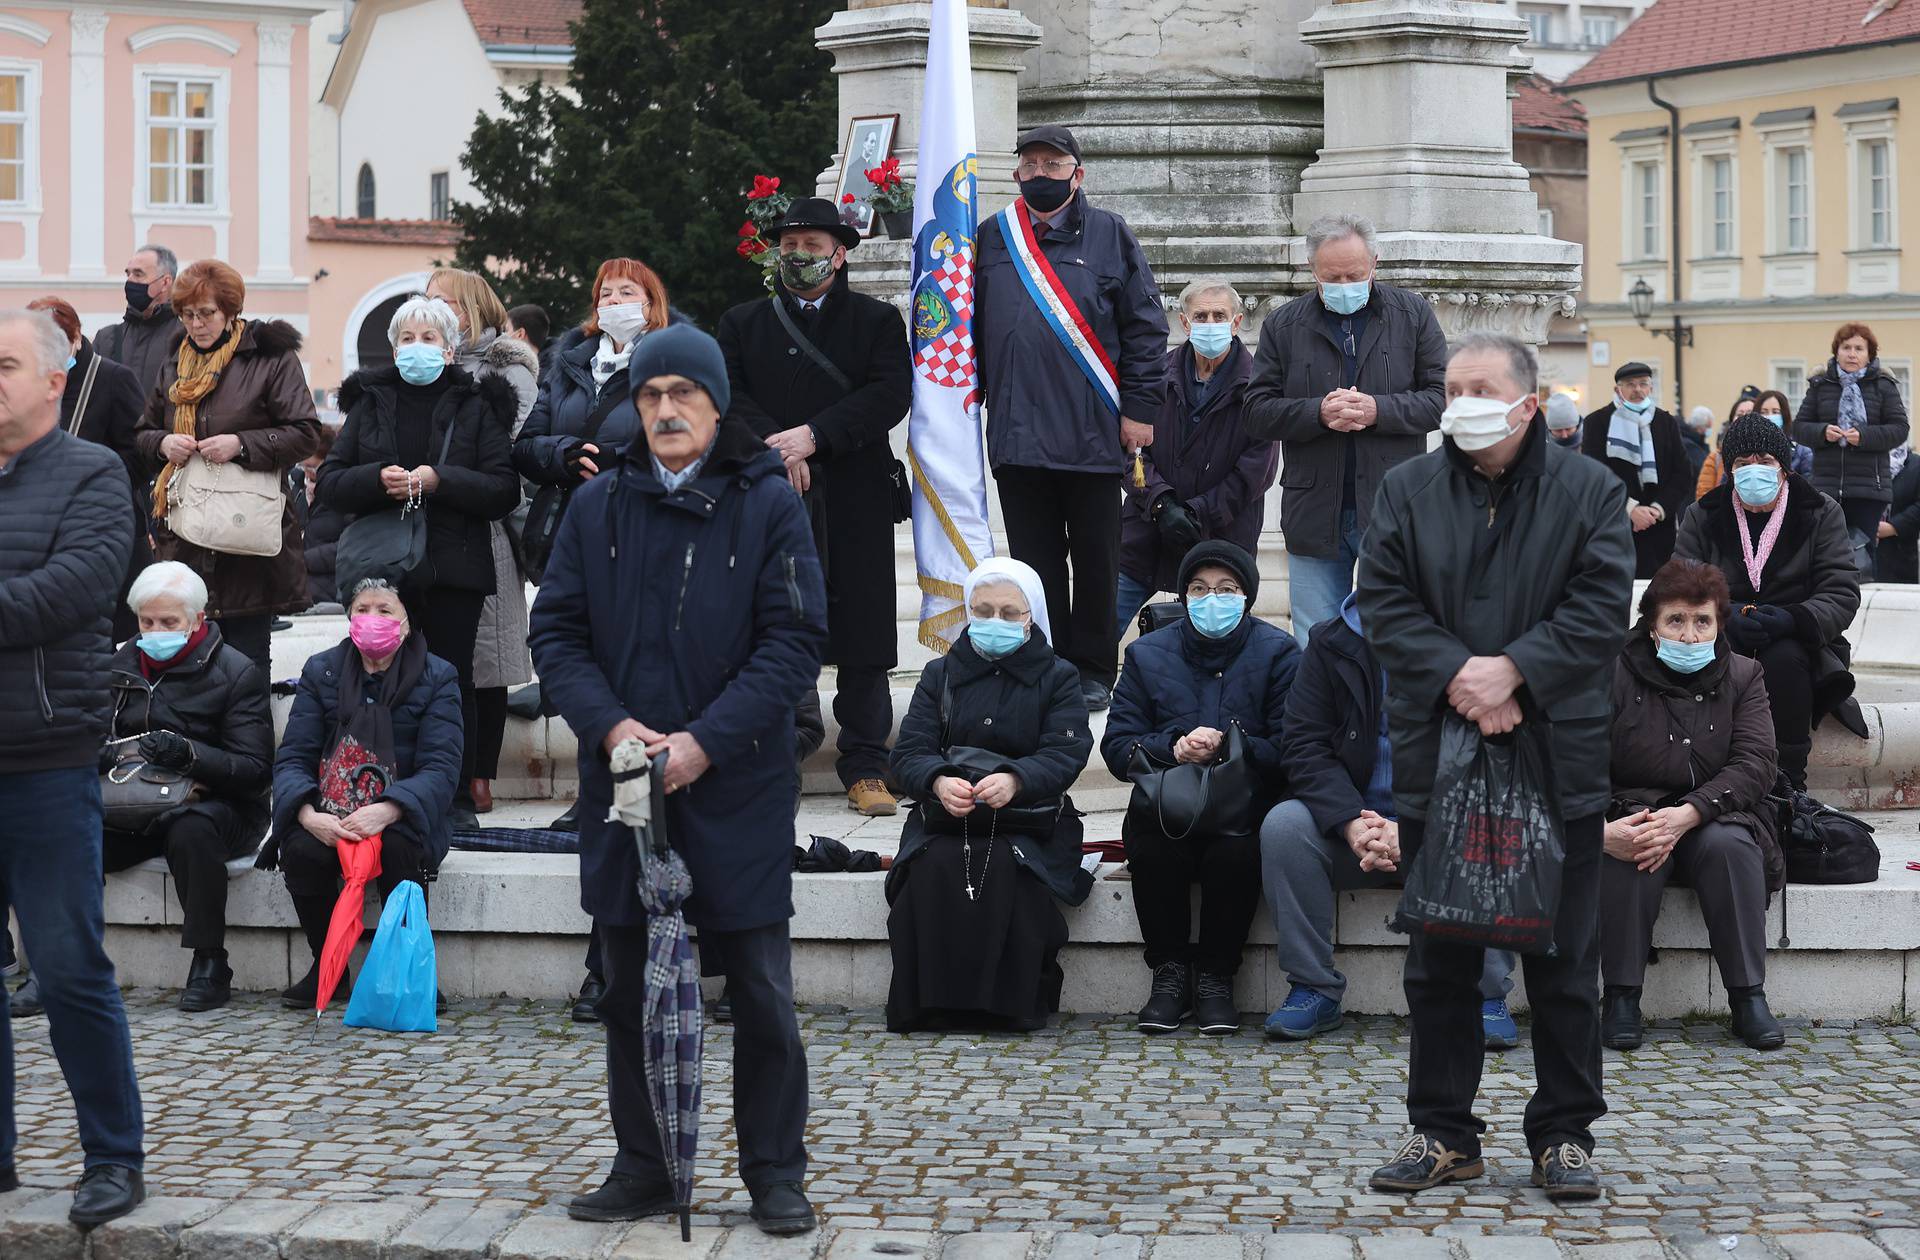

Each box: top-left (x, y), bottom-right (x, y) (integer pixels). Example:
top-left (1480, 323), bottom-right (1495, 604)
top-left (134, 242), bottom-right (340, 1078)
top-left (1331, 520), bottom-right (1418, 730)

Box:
top-left (67, 8), bottom-right (110, 279)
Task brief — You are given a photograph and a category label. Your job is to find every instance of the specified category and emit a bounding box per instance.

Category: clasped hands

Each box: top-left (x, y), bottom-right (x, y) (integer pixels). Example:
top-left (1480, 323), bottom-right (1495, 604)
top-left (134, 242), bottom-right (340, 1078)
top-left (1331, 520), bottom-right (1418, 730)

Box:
top-left (380, 464), bottom-right (441, 502)
top-left (603, 719), bottom-right (711, 793)
top-left (1174, 726), bottom-right (1224, 765)
top-left (299, 799), bottom-right (402, 848)
top-left (1824, 425), bottom-right (1862, 447)
top-left (1603, 803), bottom-right (1702, 873)
top-left (159, 433), bottom-right (242, 466)
top-left (765, 427), bottom-right (817, 494)
top-left (932, 771), bottom-right (1020, 817)
top-left (1447, 655), bottom-right (1524, 736)
top-left (1344, 810), bottom-right (1400, 873)
top-left (1320, 389), bottom-right (1378, 433)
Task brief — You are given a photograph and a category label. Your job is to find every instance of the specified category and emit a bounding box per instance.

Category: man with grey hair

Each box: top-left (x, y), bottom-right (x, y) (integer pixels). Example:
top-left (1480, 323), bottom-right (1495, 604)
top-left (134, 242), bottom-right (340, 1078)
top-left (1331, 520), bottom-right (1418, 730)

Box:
top-left (0, 310), bottom-right (147, 1226)
top-left (95, 244), bottom-right (180, 395)
top-left (1355, 331), bottom-right (1633, 1205)
top-left (1244, 213), bottom-right (1448, 647)
top-left (1116, 278), bottom-right (1277, 634)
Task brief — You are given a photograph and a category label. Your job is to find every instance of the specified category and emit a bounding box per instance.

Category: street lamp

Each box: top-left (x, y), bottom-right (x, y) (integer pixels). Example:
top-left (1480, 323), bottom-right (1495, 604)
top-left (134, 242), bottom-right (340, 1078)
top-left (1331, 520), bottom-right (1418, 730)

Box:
top-left (1627, 276), bottom-right (1693, 346)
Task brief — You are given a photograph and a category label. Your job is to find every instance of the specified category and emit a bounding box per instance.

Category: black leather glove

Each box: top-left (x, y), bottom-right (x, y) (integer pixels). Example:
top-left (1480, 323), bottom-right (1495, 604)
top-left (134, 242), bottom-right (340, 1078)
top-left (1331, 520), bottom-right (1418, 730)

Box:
top-left (1725, 610), bottom-right (1768, 652)
top-left (1154, 497), bottom-right (1204, 555)
top-left (138, 730), bottom-right (195, 770)
top-left (97, 743), bottom-right (121, 774)
top-left (1748, 604), bottom-right (1796, 643)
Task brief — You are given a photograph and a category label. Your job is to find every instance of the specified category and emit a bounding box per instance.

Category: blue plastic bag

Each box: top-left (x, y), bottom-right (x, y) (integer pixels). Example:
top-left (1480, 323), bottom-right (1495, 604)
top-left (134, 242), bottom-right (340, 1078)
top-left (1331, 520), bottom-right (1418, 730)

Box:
top-left (343, 880), bottom-right (437, 1032)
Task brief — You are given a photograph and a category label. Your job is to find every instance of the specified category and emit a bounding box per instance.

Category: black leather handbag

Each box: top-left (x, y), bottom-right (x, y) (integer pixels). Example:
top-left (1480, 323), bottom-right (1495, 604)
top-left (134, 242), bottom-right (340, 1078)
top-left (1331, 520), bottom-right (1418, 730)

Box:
top-left (920, 670), bottom-right (1061, 837)
top-left (99, 737), bottom-right (204, 834)
top-left (1126, 721), bottom-right (1255, 840)
top-left (334, 421), bottom-right (456, 596)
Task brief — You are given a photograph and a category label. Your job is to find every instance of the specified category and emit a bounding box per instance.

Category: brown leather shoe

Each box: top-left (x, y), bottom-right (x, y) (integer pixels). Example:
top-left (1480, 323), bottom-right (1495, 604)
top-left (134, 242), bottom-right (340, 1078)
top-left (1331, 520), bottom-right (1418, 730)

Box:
top-left (846, 779), bottom-right (898, 817)
top-left (470, 778), bottom-right (493, 814)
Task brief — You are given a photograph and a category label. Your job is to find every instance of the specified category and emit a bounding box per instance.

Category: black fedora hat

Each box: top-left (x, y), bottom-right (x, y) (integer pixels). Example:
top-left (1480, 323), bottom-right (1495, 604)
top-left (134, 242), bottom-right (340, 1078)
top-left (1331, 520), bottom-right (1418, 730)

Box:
top-left (764, 197), bottom-right (861, 251)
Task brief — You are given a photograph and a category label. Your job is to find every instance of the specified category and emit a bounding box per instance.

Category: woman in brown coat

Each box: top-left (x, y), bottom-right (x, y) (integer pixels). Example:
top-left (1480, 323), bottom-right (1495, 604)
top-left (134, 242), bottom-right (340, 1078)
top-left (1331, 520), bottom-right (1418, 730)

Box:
top-left (1600, 558), bottom-right (1784, 1054)
top-left (134, 259), bottom-right (320, 671)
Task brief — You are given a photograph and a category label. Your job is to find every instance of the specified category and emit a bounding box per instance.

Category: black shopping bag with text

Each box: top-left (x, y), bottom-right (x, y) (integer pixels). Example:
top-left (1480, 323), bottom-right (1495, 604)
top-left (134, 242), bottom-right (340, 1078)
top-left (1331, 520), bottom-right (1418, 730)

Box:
top-left (1392, 714), bottom-right (1565, 956)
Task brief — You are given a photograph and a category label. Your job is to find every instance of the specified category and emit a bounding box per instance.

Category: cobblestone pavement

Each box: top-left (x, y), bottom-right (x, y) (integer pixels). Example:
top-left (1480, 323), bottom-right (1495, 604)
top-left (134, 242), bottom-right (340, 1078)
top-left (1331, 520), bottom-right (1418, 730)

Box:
top-left (10, 991), bottom-right (1920, 1250)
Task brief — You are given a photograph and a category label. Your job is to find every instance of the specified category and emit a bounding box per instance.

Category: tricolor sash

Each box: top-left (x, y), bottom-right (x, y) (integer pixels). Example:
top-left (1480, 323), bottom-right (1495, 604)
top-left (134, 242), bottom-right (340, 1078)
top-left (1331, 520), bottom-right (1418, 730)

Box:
top-left (997, 200), bottom-right (1121, 418)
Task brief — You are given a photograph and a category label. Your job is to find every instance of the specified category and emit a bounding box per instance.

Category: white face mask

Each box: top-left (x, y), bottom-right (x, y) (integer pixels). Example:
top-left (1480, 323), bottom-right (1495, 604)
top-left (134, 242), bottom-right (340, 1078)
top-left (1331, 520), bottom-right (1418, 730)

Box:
top-left (1439, 394), bottom-right (1528, 452)
top-left (597, 301), bottom-right (650, 345)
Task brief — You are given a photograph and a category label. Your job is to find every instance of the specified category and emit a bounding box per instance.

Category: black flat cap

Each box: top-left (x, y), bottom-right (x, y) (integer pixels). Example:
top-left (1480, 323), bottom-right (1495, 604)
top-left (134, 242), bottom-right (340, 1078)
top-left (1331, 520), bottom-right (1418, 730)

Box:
top-left (1614, 361), bottom-right (1654, 382)
top-left (1015, 124), bottom-right (1082, 163)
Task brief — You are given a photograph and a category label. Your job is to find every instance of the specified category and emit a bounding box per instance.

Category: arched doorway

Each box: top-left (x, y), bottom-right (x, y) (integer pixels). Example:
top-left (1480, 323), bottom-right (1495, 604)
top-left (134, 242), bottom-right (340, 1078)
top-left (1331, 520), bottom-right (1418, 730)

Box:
top-left (355, 292), bottom-right (407, 373)
top-left (342, 271), bottom-right (428, 378)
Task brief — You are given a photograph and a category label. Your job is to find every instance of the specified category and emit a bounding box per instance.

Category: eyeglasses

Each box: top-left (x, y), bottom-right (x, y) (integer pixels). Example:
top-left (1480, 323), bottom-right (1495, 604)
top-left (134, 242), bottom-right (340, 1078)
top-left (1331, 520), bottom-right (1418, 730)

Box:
top-left (1340, 318), bottom-right (1356, 360)
top-left (178, 307), bottom-right (223, 324)
top-left (636, 384), bottom-right (704, 409)
top-left (1186, 582), bottom-right (1243, 598)
top-left (1016, 157), bottom-right (1078, 178)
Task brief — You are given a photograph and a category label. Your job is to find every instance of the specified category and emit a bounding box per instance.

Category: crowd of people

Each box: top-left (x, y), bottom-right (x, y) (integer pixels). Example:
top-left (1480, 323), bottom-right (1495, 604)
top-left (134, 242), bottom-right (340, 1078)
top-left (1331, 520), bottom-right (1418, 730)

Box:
top-left (0, 121), bottom-right (1909, 1230)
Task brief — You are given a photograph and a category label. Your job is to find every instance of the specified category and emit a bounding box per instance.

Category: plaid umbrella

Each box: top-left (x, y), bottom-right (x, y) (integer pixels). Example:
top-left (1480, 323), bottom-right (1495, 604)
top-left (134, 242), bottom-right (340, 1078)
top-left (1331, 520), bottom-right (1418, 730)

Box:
top-left (609, 741), bottom-right (702, 1242)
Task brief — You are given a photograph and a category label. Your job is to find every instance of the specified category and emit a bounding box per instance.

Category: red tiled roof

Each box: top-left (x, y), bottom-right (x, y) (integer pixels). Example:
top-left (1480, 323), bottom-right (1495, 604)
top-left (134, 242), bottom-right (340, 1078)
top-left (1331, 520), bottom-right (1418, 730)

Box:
top-left (308, 218), bottom-right (462, 246)
top-left (1564, 0), bottom-right (1920, 89)
top-left (1514, 74), bottom-right (1587, 134)
top-left (461, 0), bottom-right (581, 48)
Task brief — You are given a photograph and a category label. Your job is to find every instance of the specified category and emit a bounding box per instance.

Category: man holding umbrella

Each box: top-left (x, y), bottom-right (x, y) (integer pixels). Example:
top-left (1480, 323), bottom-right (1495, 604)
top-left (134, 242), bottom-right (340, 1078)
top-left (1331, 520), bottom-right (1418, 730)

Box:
top-left (529, 324), bottom-right (828, 1235)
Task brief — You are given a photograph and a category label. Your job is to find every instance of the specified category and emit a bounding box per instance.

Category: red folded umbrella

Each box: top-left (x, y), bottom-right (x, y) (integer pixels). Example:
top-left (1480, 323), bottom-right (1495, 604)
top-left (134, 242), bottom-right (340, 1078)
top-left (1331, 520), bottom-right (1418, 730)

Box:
top-left (316, 833), bottom-right (383, 1016)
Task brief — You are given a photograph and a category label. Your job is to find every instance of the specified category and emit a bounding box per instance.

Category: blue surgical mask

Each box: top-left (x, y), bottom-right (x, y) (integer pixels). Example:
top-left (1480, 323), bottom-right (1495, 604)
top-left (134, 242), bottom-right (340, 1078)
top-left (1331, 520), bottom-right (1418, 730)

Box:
top-left (966, 617), bottom-right (1027, 659)
top-left (138, 631), bottom-right (190, 662)
top-left (1187, 322), bottom-right (1235, 358)
top-left (1319, 280), bottom-right (1371, 316)
top-left (1761, 411), bottom-right (1785, 429)
top-left (395, 342), bottom-right (447, 386)
top-left (1732, 463), bottom-right (1781, 508)
top-left (1187, 593), bottom-right (1246, 639)
top-left (65, 354), bottom-right (77, 372)
top-left (1655, 635), bottom-right (1716, 675)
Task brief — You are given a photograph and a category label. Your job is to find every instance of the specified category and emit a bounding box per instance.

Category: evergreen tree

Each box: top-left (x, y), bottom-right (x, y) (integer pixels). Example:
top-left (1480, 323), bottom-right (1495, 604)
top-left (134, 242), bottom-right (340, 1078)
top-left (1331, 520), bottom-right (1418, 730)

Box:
top-left (454, 0), bottom-right (838, 326)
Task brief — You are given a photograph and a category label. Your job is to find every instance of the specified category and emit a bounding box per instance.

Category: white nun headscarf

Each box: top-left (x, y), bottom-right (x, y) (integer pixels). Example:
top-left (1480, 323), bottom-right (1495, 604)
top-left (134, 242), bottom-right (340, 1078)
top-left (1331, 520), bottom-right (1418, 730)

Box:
top-left (963, 556), bottom-right (1052, 646)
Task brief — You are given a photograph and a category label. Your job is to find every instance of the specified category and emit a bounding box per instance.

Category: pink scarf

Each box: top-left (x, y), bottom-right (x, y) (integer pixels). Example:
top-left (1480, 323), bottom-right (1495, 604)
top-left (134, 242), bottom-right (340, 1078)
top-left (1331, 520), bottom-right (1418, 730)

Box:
top-left (1734, 494), bottom-right (1790, 592)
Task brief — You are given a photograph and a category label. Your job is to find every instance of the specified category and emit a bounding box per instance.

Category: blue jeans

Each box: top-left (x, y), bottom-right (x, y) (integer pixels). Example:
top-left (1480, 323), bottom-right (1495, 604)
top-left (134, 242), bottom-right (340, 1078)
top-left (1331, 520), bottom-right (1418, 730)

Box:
top-left (0, 767), bottom-right (144, 1171)
top-left (1115, 571), bottom-right (1158, 645)
top-left (1287, 507), bottom-right (1363, 648)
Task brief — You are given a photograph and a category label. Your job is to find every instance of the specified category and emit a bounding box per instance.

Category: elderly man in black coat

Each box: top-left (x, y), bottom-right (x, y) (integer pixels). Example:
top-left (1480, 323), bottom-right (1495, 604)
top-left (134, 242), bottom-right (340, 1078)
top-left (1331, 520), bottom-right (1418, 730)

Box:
top-left (0, 309), bottom-right (147, 1227)
top-left (1357, 332), bottom-right (1634, 1204)
top-left (1581, 361), bottom-right (1693, 579)
top-left (718, 197), bottom-right (912, 819)
top-left (530, 323), bottom-right (828, 1237)
top-left (93, 245), bottom-right (180, 396)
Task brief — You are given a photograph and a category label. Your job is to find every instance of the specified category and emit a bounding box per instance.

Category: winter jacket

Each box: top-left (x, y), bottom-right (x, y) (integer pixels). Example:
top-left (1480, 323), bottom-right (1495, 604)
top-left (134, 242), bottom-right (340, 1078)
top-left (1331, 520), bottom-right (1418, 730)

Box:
top-left (60, 338), bottom-right (152, 639)
top-left (1608, 630), bottom-right (1783, 891)
top-left (1696, 439), bottom-right (1813, 500)
top-left (1102, 614), bottom-right (1302, 821)
top-left (107, 623), bottom-right (272, 840)
top-left (456, 330), bottom-right (541, 427)
top-left (1119, 340), bottom-right (1278, 593)
top-left (527, 418), bottom-right (828, 932)
top-left (318, 366), bottom-right (520, 596)
top-left (514, 318), bottom-right (691, 484)
top-left (134, 320), bottom-right (322, 617)
top-left (1794, 358), bottom-right (1911, 504)
top-left (0, 429), bottom-right (135, 772)
top-left (301, 495), bottom-right (345, 607)
top-left (973, 190), bottom-right (1170, 473)
top-left (1674, 474), bottom-right (1861, 727)
top-left (717, 271), bottom-right (913, 668)
top-left (454, 330), bottom-right (540, 691)
top-left (1278, 610), bottom-right (1388, 840)
top-left (1580, 403), bottom-right (1695, 579)
top-left (888, 630), bottom-right (1094, 905)
top-left (1680, 427), bottom-right (1710, 481)
top-left (94, 302), bottom-right (178, 396)
top-left (1876, 455), bottom-right (1920, 584)
top-left (1354, 419), bottom-right (1636, 821)
top-left (1242, 283), bottom-right (1448, 559)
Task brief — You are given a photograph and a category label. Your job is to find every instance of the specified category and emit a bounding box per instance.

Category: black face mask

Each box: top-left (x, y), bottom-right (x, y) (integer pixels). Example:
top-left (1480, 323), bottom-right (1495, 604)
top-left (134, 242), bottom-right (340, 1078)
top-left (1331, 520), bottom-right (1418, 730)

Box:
top-left (124, 279), bottom-right (155, 314)
top-left (1551, 430), bottom-right (1582, 448)
top-left (1019, 175), bottom-right (1075, 214)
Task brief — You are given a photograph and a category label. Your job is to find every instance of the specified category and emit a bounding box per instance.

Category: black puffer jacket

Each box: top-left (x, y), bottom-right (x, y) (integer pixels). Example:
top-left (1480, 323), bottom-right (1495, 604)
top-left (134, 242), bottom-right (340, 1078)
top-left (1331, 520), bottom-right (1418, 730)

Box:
top-left (107, 623), bottom-right (273, 837)
top-left (1794, 358), bottom-right (1911, 504)
top-left (318, 366), bottom-right (520, 595)
top-left (0, 429), bottom-right (135, 772)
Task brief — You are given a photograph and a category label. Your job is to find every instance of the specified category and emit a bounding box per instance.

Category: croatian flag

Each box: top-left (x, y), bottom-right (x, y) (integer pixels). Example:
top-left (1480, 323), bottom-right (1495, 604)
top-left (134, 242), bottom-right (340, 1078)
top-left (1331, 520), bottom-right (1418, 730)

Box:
top-left (906, 0), bottom-right (992, 652)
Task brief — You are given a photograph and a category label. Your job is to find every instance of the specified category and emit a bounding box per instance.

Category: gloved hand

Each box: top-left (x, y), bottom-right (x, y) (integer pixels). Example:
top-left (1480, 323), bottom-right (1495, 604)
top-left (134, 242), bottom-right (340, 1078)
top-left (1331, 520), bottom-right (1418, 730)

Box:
top-left (1747, 604), bottom-right (1796, 643)
top-left (138, 730), bottom-right (195, 770)
top-left (1725, 611), bottom-right (1766, 652)
top-left (1154, 497), bottom-right (1204, 555)
top-left (97, 743), bottom-right (121, 774)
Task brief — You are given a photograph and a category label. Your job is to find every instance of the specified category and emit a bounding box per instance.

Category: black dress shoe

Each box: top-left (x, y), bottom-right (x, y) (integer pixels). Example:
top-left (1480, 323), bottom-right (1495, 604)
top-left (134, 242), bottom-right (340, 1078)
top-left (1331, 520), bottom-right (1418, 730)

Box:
top-left (1078, 679), bottom-right (1111, 712)
top-left (449, 805), bottom-right (480, 832)
top-left (0, 1163), bottom-right (18, 1192)
top-left (1728, 985), bottom-right (1786, 1050)
top-left (270, 618), bottom-right (293, 632)
top-left (69, 1164), bottom-right (144, 1228)
top-left (506, 683), bottom-right (543, 720)
top-left (1368, 1132), bottom-right (1485, 1193)
top-left (750, 1181), bottom-right (816, 1235)
top-left (710, 984), bottom-right (733, 1025)
top-left (551, 802), bottom-right (582, 832)
top-left (9, 976), bottom-right (42, 1018)
top-left (1601, 985), bottom-right (1643, 1050)
top-left (282, 963), bottom-right (350, 1010)
top-left (571, 973), bottom-right (606, 1023)
top-left (567, 1172), bottom-right (676, 1222)
top-left (1531, 1141), bottom-right (1601, 1202)
top-left (180, 953), bottom-right (233, 1013)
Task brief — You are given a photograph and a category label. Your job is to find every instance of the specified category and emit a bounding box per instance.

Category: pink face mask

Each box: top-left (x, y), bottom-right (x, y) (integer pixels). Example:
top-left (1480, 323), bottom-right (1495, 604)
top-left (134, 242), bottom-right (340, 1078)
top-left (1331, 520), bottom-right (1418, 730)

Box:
top-left (348, 614), bottom-right (407, 658)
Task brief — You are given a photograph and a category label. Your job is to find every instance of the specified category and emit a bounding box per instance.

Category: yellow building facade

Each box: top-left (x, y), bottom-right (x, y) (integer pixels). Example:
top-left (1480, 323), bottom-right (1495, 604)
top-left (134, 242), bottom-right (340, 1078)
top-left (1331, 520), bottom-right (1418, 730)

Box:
top-left (1567, 41), bottom-right (1916, 431)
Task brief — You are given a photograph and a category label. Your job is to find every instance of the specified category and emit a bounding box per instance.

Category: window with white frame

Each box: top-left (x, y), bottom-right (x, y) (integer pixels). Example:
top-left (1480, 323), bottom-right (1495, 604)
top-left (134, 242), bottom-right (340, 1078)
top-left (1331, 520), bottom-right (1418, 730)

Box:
top-left (144, 76), bottom-right (216, 208)
top-left (1887, 360), bottom-right (1914, 411)
top-left (1779, 145), bottom-right (1811, 252)
top-left (1863, 138), bottom-right (1894, 249)
top-left (1632, 159), bottom-right (1662, 260)
top-left (430, 172), bottom-right (449, 221)
top-left (1520, 7), bottom-right (1555, 44)
top-left (1583, 12), bottom-right (1621, 46)
top-left (0, 69), bottom-right (28, 206)
top-left (1771, 360), bottom-right (1807, 404)
top-left (1538, 207), bottom-right (1554, 237)
top-left (1707, 154), bottom-right (1735, 255)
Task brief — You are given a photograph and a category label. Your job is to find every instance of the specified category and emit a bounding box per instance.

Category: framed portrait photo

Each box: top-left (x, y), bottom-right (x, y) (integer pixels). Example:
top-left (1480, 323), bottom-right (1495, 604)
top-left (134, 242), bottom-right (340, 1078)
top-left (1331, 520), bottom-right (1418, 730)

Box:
top-left (832, 114), bottom-right (899, 238)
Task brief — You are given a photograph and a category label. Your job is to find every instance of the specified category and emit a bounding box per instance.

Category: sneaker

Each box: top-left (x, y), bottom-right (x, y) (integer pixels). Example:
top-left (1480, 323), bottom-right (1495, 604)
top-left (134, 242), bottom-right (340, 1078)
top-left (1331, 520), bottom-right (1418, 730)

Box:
top-left (1264, 985), bottom-right (1343, 1041)
top-left (567, 1172), bottom-right (677, 1222)
top-left (1531, 1141), bottom-right (1601, 1202)
top-left (1192, 971), bottom-right (1238, 1035)
top-left (846, 779), bottom-right (898, 817)
top-left (1368, 1132), bottom-right (1486, 1194)
top-left (1136, 961), bottom-right (1192, 1033)
top-left (1601, 985), bottom-right (1643, 1050)
top-left (1482, 998), bottom-right (1519, 1051)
